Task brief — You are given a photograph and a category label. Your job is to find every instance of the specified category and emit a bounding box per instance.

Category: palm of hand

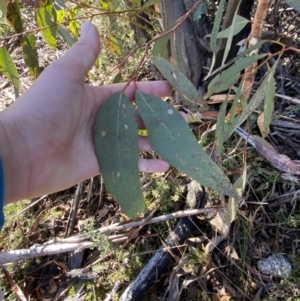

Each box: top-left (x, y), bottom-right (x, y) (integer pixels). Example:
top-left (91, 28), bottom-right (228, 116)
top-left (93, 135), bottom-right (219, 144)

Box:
top-left (2, 23), bottom-right (171, 202)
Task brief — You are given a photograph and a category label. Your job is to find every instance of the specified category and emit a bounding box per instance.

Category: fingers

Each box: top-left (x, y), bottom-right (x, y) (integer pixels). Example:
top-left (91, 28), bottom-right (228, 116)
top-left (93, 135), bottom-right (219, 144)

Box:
top-left (138, 158), bottom-right (169, 173)
top-left (92, 81), bottom-right (172, 106)
top-left (138, 136), bottom-right (152, 152)
top-left (54, 22), bottom-right (100, 81)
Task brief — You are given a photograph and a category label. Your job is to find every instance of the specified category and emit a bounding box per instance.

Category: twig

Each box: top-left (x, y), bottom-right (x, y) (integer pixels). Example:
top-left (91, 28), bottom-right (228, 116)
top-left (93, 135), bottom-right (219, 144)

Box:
top-left (104, 280), bottom-right (121, 301)
top-left (86, 177), bottom-right (94, 205)
top-left (0, 241), bottom-right (93, 265)
top-left (94, 206), bottom-right (224, 235)
top-left (1, 265), bottom-right (27, 301)
top-left (275, 93), bottom-right (300, 105)
top-left (14, 195), bottom-right (47, 216)
top-left (96, 176), bottom-right (104, 214)
top-left (66, 182), bottom-right (83, 237)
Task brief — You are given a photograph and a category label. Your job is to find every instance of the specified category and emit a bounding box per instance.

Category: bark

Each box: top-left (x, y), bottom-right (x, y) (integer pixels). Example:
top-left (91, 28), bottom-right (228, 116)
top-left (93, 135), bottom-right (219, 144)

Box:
top-left (158, 0), bottom-right (203, 88)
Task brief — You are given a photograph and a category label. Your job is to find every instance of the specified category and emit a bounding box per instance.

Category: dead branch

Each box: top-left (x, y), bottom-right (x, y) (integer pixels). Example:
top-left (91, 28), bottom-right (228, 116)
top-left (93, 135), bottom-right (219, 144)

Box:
top-left (242, 0), bottom-right (272, 100)
top-left (95, 206), bottom-right (223, 235)
top-left (0, 241), bottom-right (93, 265)
top-left (1, 265), bottom-right (27, 301)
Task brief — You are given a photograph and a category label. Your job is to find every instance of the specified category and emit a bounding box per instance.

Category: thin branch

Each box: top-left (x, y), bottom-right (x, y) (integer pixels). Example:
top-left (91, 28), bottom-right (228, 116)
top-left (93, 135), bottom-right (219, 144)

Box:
top-left (1, 265), bottom-right (27, 301)
top-left (94, 206), bottom-right (224, 235)
top-left (0, 241), bottom-right (93, 265)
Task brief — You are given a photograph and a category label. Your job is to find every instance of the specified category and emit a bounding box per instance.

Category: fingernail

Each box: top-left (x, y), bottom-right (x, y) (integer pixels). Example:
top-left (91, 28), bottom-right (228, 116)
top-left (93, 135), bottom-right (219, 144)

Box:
top-left (81, 22), bottom-right (92, 36)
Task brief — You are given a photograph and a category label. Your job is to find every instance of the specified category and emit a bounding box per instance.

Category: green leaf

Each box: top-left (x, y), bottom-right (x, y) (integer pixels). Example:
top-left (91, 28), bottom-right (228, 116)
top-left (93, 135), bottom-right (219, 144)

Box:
top-left (222, 3), bottom-right (241, 66)
top-left (94, 92), bottom-right (144, 218)
top-left (7, 1), bottom-right (23, 34)
top-left (208, 40), bottom-right (267, 79)
top-left (215, 15), bottom-right (248, 39)
top-left (224, 164), bottom-right (246, 225)
top-left (210, 0), bottom-right (225, 53)
top-left (104, 34), bottom-right (122, 56)
top-left (228, 80), bottom-right (243, 125)
top-left (58, 24), bottom-right (76, 46)
top-left (136, 91), bottom-right (238, 199)
top-left (224, 59), bottom-right (279, 140)
top-left (205, 54), bottom-right (267, 98)
top-left (263, 76), bottom-right (275, 133)
top-left (285, 0), bottom-right (300, 13)
top-left (153, 56), bottom-right (208, 110)
top-left (68, 7), bottom-right (79, 39)
top-left (140, 0), bottom-right (160, 10)
top-left (113, 73), bottom-right (123, 83)
top-left (0, 0), bottom-right (7, 16)
top-left (56, 8), bottom-right (65, 23)
top-left (152, 34), bottom-right (170, 59)
top-left (21, 34), bottom-right (40, 79)
top-left (54, 0), bottom-right (67, 10)
top-left (36, 4), bottom-right (57, 50)
top-left (215, 95), bottom-right (228, 156)
top-left (0, 46), bottom-right (19, 98)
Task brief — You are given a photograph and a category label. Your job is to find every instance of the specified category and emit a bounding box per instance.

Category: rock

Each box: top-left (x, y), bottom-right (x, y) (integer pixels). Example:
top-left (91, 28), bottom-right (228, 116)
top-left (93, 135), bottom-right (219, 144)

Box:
top-left (257, 254), bottom-right (292, 278)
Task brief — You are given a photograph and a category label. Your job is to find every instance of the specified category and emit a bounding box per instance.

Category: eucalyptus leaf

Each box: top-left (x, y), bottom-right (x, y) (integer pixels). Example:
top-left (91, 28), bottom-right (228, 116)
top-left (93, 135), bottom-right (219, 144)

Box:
top-left (215, 15), bottom-right (248, 39)
top-left (21, 34), bottom-right (40, 79)
top-left (224, 59), bottom-right (279, 140)
top-left (153, 56), bottom-right (208, 109)
top-left (140, 0), bottom-right (160, 10)
top-left (205, 53), bottom-right (267, 98)
top-left (222, 3), bottom-right (241, 65)
top-left (285, 0), bottom-right (300, 13)
top-left (7, 1), bottom-right (23, 34)
top-left (136, 91), bottom-right (238, 199)
top-left (58, 24), bottom-right (76, 46)
top-left (152, 34), bottom-right (170, 59)
top-left (207, 40), bottom-right (266, 79)
top-left (224, 164), bottom-right (247, 225)
top-left (210, 0), bottom-right (225, 53)
top-left (0, 46), bottom-right (19, 98)
top-left (263, 76), bottom-right (275, 134)
top-left (54, 0), bottom-right (67, 10)
top-left (94, 92), bottom-right (144, 218)
top-left (36, 4), bottom-right (57, 50)
top-left (216, 96), bottom-right (228, 156)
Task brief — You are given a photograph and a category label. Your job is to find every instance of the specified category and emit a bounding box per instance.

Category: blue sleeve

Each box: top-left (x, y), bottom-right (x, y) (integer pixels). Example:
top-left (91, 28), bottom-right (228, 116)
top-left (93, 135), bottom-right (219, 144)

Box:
top-left (0, 160), bottom-right (4, 228)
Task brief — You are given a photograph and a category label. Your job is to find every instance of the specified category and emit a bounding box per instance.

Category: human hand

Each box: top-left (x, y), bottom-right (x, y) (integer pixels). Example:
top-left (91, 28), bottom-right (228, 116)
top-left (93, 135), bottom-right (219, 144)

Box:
top-left (0, 22), bottom-right (172, 204)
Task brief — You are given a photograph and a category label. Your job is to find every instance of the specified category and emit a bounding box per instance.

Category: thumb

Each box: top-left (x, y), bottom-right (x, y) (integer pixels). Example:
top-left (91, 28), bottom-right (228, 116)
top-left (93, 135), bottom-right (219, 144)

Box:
top-left (56, 22), bottom-right (100, 80)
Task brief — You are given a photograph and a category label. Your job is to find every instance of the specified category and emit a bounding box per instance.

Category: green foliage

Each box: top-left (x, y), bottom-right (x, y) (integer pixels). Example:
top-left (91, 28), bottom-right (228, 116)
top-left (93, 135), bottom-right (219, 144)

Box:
top-left (21, 34), bottom-right (40, 78)
top-left (36, 4), bottom-right (57, 49)
top-left (153, 56), bottom-right (208, 111)
top-left (0, 47), bottom-right (20, 97)
top-left (205, 54), bottom-right (267, 98)
top-left (136, 91), bottom-right (238, 199)
top-left (144, 176), bottom-right (185, 213)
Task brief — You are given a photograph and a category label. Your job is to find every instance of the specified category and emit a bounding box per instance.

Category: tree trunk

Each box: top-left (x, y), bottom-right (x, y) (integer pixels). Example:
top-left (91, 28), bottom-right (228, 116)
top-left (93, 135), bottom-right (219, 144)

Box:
top-left (158, 0), bottom-right (204, 88)
top-left (158, 0), bottom-right (255, 86)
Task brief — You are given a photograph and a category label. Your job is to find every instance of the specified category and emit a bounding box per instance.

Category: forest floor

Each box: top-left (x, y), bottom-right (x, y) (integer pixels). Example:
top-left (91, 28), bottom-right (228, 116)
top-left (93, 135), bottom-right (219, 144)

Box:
top-left (1, 1), bottom-right (300, 301)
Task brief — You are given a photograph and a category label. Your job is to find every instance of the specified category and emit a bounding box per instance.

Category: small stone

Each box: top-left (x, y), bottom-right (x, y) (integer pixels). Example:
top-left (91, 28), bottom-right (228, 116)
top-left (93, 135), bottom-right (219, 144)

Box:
top-left (117, 172), bottom-right (120, 177)
top-left (122, 104), bottom-right (126, 110)
top-left (101, 130), bottom-right (107, 137)
top-left (124, 124), bottom-right (128, 130)
top-left (257, 254), bottom-right (292, 278)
